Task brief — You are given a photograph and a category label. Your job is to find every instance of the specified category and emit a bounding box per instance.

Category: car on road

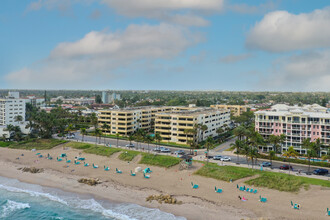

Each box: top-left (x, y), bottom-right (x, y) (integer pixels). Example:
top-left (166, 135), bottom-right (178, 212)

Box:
top-left (220, 156), bottom-right (231, 161)
top-left (313, 168), bottom-right (329, 175)
top-left (125, 144), bottom-right (135, 148)
top-left (213, 155), bottom-right (223, 160)
top-left (279, 164), bottom-right (293, 170)
top-left (260, 162), bottom-right (272, 167)
top-left (174, 150), bottom-right (185, 155)
top-left (160, 148), bottom-right (171, 153)
top-left (153, 147), bottom-right (165, 152)
top-left (66, 134), bottom-right (75, 139)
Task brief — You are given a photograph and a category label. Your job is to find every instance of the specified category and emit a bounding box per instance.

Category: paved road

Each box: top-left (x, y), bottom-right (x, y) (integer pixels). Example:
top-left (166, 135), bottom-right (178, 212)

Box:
top-left (212, 137), bottom-right (236, 152)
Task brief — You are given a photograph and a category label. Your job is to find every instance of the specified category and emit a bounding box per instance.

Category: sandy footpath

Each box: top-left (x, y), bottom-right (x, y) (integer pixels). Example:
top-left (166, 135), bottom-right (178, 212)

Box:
top-left (0, 145), bottom-right (329, 220)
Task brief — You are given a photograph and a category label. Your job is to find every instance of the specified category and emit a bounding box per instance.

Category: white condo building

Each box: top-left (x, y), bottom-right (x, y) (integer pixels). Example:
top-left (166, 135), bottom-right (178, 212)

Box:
top-left (255, 104), bottom-right (330, 155)
top-left (0, 92), bottom-right (26, 126)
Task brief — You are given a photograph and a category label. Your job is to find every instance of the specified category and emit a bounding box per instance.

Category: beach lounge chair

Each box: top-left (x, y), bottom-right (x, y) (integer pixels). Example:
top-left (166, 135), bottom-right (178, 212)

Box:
top-left (39, 155), bottom-right (43, 158)
top-left (249, 188), bottom-right (253, 193)
top-left (57, 157), bottom-right (62, 162)
top-left (237, 184), bottom-right (239, 189)
top-left (93, 163), bottom-right (99, 168)
top-left (47, 156), bottom-right (53, 160)
top-left (253, 189), bottom-right (257, 194)
top-left (130, 170), bottom-right (136, 176)
top-left (66, 159), bottom-right (71, 163)
top-left (36, 153), bottom-right (41, 155)
top-left (116, 168), bottom-right (122, 174)
top-left (104, 166), bottom-right (110, 171)
top-left (259, 196), bottom-right (267, 203)
top-left (215, 187), bottom-right (222, 193)
top-left (78, 157), bottom-right (85, 161)
top-left (246, 188), bottom-right (250, 192)
top-left (60, 153), bottom-right (67, 158)
top-left (84, 162), bottom-right (89, 167)
top-left (243, 186), bottom-right (246, 191)
top-left (239, 186), bottom-right (244, 191)
top-left (291, 201), bottom-right (300, 210)
top-left (74, 161), bottom-right (81, 165)
top-left (144, 168), bottom-right (152, 173)
top-left (191, 182), bottom-right (199, 189)
top-left (144, 173), bottom-right (150, 179)
top-left (327, 208), bottom-right (330, 216)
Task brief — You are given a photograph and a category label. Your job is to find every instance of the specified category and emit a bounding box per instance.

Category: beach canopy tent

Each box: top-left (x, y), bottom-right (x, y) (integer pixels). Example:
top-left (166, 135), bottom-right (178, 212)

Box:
top-left (179, 155), bottom-right (192, 170)
top-left (144, 168), bottom-right (152, 173)
top-left (135, 167), bottom-right (142, 173)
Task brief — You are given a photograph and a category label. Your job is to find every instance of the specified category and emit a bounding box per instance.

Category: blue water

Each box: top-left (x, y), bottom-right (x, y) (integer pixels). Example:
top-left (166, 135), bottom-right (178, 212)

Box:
top-left (0, 176), bottom-right (185, 220)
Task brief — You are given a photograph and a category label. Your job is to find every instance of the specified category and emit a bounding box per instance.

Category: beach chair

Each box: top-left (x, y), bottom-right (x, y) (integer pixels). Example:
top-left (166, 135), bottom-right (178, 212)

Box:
top-left (57, 157), bottom-right (62, 162)
top-left (84, 162), bottom-right (89, 167)
top-left (291, 201), bottom-right (300, 210)
top-left (78, 157), bottom-right (85, 161)
top-left (74, 161), bottom-right (81, 165)
top-left (93, 163), bottom-right (99, 169)
top-left (38, 155), bottom-right (43, 158)
top-left (144, 173), bottom-right (150, 179)
top-left (116, 168), bottom-right (122, 174)
top-left (215, 186), bottom-right (222, 193)
top-left (237, 184), bottom-right (239, 189)
top-left (327, 208), bottom-right (330, 216)
top-left (60, 153), bottom-right (67, 158)
top-left (104, 166), bottom-right (110, 171)
top-left (36, 153), bottom-right (41, 155)
top-left (191, 182), bottom-right (199, 189)
top-left (259, 196), bottom-right (267, 203)
top-left (144, 168), bottom-right (152, 174)
top-left (243, 186), bottom-right (246, 191)
top-left (249, 188), bottom-right (253, 193)
top-left (47, 156), bottom-right (53, 160)
top-left (253, 189), bottom-right (257, 194)
top-left (130, 170), bottom-right (136, 176)
top-left (66, 159), bottom-right (71, 163)
top-left (239, 186), bottom-right (244, 191)
top-left (246, 188), bottom-right (250, 192)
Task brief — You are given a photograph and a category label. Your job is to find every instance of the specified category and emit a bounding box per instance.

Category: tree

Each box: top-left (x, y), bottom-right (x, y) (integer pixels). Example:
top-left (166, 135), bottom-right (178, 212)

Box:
top-left (128, 134), bottom-right (134, 145)
top-left (80, 128), bottom-right (87, 142)
top-left (268, 150), bottom-right (275, 168)
top-left (233, 126), bottom-right (247, 141)
top-left (312, 138), bottom-right (322, 158)
top-left (200, 125), bottom-right (208, 142)
top-left (94, 128), bottom-right (102, 146)
top-left (230, 139), bottom-right (243, 164)
top-left (95, 95), bottom-right (102, 104)
top-left (155, 133), bottom-right (162, 147)
top-left (116, 133), bottom-right (120, 147)
top-left (145, 135), bottom-right (154, 153)
top-left (248, 147), bottom-right (258, 170)
top-left (101, 123), bottom-right (110, 145)
top-left (14, 115), bottom-right (23, 124)
top-left (204, 136), bottom-right (215, 165)
top-left (282, 146), bottom-right (298, 175)
top-left (216, 127), bottom-right (224, 141)
top-left (269, 134), bottom-right (286, 154)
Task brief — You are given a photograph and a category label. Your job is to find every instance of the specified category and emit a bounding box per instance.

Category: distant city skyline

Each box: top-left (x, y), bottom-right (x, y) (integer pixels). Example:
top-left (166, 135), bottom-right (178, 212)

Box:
top-left (1, 0), bottom-right (330, 91)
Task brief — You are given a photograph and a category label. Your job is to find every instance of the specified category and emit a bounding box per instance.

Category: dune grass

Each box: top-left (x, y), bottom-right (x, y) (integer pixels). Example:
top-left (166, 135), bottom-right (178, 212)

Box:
top-left (246, 172), bottom-right (330, 192)
top-left (83, 146), bottom-right (122, 157)
top-left (5, 139), bottom-right (67, 150)
top-left (139, 153), bottom-right (180, 168)
top-left (65, 142), bottom-right (93, 149)
top-left (194, 163), bottom-right (256, 182)
top-left (118, 150), bottom-right (140, 161)
top-left (0, 141), bottom-right (13, 147)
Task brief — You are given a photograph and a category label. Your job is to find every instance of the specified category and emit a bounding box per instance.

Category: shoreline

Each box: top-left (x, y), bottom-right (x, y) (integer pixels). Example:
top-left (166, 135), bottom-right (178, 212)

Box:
top-left (0, 146), bottom-right (329, 220)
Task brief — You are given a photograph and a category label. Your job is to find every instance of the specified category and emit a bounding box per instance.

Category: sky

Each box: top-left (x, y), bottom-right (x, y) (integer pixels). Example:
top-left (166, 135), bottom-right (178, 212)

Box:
top-left (1, 0), bottom-right (330, 91)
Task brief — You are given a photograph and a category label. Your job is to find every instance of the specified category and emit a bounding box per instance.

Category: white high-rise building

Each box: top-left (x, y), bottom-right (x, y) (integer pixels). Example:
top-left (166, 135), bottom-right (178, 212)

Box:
top-left (0, 92), bottom-right (26, 126)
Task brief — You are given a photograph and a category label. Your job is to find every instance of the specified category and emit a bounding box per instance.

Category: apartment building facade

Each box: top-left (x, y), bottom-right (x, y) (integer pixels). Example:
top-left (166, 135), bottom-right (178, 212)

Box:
top-left (0, 92), bottom-right (26, 126)
top-left (155, 108), bottom-right (231, 145)
top-left (210, 104), bottom-right (247, 116)
top-left (98, 106), bottom-right (191, 136)
top-left (255, 104), bottom-right (330, 154)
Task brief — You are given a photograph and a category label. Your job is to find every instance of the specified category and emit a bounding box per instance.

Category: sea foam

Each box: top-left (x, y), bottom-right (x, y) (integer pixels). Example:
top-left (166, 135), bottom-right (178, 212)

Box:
top-left (0, 200), bottom-right (30, 218)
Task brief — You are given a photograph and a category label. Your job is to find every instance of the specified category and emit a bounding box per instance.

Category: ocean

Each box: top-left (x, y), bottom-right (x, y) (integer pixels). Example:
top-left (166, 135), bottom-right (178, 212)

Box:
top-left (0, 176), bottom-right (186, 220)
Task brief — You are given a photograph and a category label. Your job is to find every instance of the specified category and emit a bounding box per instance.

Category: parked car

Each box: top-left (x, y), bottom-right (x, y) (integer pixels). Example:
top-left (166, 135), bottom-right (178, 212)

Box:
top-left (213, 155), bottom-right (223, 160)
top-left (174, 150), bottom-right (185, 155)
top-left (160, 148), bottom-right (171, 153)
top-left (313, 168), bottom-right (329, 175)
top-left (260, 162), bottom-right (272, 167)
top-left (279, 164), bottom-right (293, 170)
top-left (66, 134), bottom-right (75, 139)
top-left (125, 144), bottom-right (135, 148)
top-left (153, 147), bottom-right (164, 152)
top-left (220, 156), bottom-right (231, 161)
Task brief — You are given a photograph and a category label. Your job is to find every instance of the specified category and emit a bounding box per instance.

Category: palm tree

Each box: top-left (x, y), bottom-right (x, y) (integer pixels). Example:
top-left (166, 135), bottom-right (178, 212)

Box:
top-left (242, 143), bottom-right (250, 167)
top-left (80, 128), bottom-right (87, 142)
top-left (302, 138), bottom-right (313, 173)
top-left (94, 128), bottom-right (101, 146)
top-left (248, 147), bottom-right (258, 170)
top-left (306, 149), bottom-right (315, 174)
top-left (155, 133), bottom-right (162, 147)
top-left (200, 125), bottom-right (208, 142)
top-left (204, 136), bottom-right (215, 165)
top-left (230, 139), bottom-right (243, 164)
top-left (128, 134), bottom-right (134, 145)
top-left (268, 150), bottom-right (275, 168)
top-left (116, 133), bottom-right (120, 147)
top-left (282, 146), bottom-right (298, 175)
top-left (269, 134), bottom-right (285, 154)
top-left (233, 126), bottom-right (246, 141)
top-left (101, 123), bottom-right (110, 145)
top-left (216, 127), bottom-right (224, 142)
top-left (145, 135), bottom-right (154, 153)
top-left (312, 138), bottom-right (322, 158)
top-left (14, 115), bottom-right (23, 124)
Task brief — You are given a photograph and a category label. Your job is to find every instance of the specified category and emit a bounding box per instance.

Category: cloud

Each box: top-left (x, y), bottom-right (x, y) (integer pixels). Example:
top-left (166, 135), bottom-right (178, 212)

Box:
top-left (258, 50), bottom-right (330, 91)
top-left (219, 53), bottom-right (253, 63)
top-left (246, 7), bottom-right (330, 52)
top-left (229, 1), bottom-right (277, 15)
top-left (101, 0), bottom-right (224, 26)
top-left (5, 23), bottom-right (202, 89)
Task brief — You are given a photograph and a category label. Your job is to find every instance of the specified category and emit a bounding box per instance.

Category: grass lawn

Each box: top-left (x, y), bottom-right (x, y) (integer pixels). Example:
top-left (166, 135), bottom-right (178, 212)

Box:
top-left (118, 150), bottom-right (140, 161)
top-left (246, 172), bottom-right (330, 192)
top-left (5, 139), bottom-right (67, 150)
top-left (194, 163), bottom-right (256, 182)
top-left (0, 141), bottom-right (13, 147)
top-left (65, 142), bottom-right (93, 149)
top-left (139, 153), bottom-right (180, 168)
top-left (83, 146), bottom-right (122, 157)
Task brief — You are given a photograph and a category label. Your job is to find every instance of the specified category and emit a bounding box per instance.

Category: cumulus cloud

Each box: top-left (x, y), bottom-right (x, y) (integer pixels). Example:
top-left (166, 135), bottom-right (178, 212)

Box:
top-left (228, 1), bottom-right (277, 15)
top-left (246, 7), bottom-right (330, 52)
top-left (219, 53), bottom-right (253, 63)
top-left (5, 24), bottom-right (202, 89)
top-left (259, 50), bottom-right (330, 91)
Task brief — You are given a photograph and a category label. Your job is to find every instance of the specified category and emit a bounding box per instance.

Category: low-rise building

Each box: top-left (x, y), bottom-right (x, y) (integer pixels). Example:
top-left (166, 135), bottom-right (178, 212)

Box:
top-left (210, 104), bottom-right (247, 116)
top-left (255, 104), bottom-right (330, 154)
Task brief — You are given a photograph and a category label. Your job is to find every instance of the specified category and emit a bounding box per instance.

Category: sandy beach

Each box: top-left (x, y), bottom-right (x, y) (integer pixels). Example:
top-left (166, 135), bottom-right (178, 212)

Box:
top-left (0, 144), bottom-right (329, 220)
